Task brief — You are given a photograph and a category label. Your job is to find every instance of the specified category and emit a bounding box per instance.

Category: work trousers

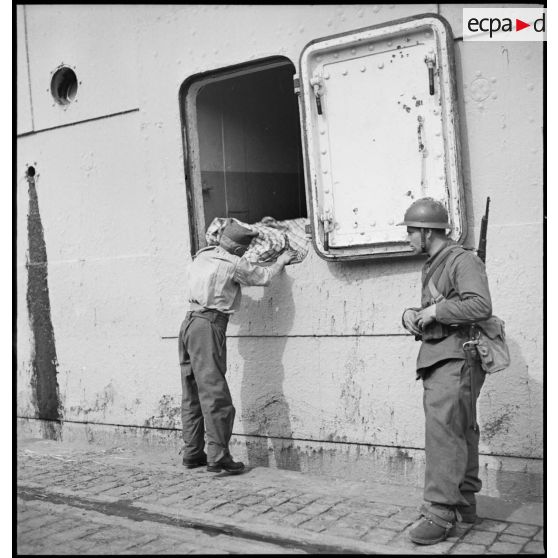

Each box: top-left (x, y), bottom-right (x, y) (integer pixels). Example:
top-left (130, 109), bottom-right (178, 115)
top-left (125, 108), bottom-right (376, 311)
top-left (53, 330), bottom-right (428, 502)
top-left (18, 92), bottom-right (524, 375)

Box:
top-left (421, 352), bottom-right (486, 507)
top-left (178, 310), bottom-right (235, 464)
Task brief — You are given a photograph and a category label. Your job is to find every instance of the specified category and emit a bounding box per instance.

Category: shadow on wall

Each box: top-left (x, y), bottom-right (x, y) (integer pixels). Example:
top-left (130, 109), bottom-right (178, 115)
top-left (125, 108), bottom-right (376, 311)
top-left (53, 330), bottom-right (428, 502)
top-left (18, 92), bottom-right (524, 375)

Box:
top-left (237, 274), bottom-right (301, 471)
top-left (479, 335), bottom-right (543, 503)
top-left (325, 253), bottom-right (422, 286)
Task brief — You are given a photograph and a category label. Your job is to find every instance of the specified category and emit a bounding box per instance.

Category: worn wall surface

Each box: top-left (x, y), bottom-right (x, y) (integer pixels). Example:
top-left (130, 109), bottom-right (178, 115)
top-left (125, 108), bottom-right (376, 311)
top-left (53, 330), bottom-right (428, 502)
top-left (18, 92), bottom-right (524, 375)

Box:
top-left (17, 4), bottom-right (543, 483)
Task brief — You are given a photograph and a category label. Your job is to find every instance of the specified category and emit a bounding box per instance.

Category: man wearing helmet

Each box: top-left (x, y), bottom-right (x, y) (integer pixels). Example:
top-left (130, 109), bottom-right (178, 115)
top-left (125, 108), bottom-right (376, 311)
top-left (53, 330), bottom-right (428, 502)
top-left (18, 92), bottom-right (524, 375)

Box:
top-left (178, 220), bottom-right (297, 474)
top-left (399, 198), bottom-right (493, 545)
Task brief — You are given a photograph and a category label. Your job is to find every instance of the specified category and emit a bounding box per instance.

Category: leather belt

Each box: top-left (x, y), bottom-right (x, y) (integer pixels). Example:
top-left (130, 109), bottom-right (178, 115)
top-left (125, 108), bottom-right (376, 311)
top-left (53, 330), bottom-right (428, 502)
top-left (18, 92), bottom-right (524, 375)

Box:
top-left (187, 308), bottom-right (229, 327)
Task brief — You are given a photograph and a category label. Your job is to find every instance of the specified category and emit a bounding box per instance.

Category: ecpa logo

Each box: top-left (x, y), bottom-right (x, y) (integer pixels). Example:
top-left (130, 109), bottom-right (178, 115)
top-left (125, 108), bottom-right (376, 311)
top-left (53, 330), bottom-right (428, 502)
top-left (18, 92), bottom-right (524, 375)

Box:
top-left (463, 8), bottom-right (546, 41)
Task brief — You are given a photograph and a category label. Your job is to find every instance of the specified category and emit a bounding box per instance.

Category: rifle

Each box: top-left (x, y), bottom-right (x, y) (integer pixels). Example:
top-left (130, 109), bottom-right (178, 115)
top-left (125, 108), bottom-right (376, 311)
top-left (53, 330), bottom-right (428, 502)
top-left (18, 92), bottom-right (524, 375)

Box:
top-left (477, 197), bottom-right (490, 263)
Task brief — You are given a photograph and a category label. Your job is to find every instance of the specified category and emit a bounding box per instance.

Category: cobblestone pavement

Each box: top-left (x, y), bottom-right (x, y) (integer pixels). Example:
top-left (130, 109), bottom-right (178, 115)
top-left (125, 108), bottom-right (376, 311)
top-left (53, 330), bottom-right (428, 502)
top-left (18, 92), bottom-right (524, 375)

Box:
top-left (17, 438), bottom-right (545, 555)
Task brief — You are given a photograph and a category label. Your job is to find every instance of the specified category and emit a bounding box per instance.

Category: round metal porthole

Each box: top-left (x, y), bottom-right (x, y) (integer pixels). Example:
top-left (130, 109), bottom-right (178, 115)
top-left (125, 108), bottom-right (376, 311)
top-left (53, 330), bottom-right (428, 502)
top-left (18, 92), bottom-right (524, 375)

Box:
top-left (50, 66), bottom-right (78, 106)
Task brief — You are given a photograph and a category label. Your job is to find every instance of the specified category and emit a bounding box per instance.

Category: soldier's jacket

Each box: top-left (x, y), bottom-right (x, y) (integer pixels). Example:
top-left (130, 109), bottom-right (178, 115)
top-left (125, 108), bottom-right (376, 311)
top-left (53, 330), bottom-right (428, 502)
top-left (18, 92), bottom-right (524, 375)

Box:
top-left (415, 243), bottom-right (493, 371)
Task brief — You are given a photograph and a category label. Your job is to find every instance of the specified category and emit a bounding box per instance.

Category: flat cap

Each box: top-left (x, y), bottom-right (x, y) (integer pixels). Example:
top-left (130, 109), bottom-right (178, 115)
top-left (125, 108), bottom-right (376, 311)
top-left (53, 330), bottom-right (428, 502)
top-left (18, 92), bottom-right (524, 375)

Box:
top-left (221, 220), bottom-right (258, 246)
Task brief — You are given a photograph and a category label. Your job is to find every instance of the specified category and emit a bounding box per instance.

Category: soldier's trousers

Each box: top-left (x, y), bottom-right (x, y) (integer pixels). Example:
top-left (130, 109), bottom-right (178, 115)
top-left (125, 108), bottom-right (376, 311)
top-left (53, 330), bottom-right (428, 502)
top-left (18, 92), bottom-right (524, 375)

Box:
top-left (178, 310), bottom-right (235, 464)
top-left (421, 353), bottom-right (486, 507)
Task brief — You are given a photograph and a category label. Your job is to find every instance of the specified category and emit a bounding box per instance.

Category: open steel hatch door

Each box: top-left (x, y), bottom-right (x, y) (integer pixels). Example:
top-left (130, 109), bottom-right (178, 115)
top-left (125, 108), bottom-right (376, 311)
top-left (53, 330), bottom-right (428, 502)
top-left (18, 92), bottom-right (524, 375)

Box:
top-left (298, 14), bottom-right (466, 261)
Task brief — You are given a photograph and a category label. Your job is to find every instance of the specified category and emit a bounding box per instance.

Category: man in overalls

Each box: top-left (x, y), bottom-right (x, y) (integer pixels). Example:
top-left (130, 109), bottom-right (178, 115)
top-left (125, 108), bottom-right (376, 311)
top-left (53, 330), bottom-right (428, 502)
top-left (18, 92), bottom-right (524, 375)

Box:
top-left (179, 220), bottom-right (296, 473)
top-left (399, 198), bottom-right (493, 545)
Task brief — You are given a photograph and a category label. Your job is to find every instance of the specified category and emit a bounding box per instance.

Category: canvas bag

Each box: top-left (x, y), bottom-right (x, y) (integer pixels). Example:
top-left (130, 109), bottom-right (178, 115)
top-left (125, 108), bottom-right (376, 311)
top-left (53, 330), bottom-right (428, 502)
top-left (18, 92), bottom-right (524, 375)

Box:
top-left (426, 248), bottom-right (511, 374)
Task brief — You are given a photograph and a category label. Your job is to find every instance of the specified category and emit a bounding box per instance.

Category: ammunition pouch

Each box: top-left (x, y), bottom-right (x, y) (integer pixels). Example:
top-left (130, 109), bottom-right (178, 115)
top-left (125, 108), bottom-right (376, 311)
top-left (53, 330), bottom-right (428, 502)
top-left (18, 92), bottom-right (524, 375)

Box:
top-left (421, 321), bottom-right (451, 341)
top-left (468, 317), bottom-right (510, 374)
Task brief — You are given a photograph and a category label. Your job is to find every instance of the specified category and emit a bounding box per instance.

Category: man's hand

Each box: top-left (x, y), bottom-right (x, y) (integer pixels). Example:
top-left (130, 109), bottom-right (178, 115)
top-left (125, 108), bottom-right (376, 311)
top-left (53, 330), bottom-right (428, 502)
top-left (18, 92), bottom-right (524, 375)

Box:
top-left (402, 308), bottom-right (422, 336)
top-left (278, 249), bottom-right (298, 266)
top-left (416, 305), bottom-right (437, 330)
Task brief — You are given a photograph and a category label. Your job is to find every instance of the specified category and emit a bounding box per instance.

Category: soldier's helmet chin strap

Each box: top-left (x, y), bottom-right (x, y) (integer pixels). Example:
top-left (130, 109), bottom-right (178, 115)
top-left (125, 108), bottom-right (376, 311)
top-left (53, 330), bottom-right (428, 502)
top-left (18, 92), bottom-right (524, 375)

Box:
top-left (420, 228), bottom-right (427, 253)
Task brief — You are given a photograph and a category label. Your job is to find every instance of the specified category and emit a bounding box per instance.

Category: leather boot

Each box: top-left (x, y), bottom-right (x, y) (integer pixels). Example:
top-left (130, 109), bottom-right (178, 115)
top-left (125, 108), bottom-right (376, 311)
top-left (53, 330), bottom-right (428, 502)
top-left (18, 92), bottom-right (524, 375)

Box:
top-left (207, 454), bottom-right (245, 474)
top-left (409, 504), bottom-right (457, 545)
top-left (182, 452), bottom-right (208, 469)
top-left (457, 493), bottom-right (477, 523)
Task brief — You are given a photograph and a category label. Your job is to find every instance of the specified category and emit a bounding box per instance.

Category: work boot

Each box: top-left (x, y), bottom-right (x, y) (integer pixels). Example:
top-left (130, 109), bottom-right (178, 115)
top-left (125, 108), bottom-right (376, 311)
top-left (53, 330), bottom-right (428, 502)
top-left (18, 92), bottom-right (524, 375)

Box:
top-left (207, 454), bottom-right (245, 474)
top-left (182, 452), bottom-right (208, 469)
top-left (409, 504), bottom-right (457, 545)
top-left (457, 493), bottom-right (477, 523)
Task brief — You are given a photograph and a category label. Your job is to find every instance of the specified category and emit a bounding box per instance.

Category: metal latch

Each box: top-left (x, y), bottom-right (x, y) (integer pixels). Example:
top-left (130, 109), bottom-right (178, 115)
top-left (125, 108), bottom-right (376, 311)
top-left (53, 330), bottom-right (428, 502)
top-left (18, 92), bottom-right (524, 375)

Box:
top-left (293, 75), bottom-right (300, 96)
top-left (424, 54), bottom-right (436, 95)
top-left (310, 76), bottom-right (324, 115)
top-left (320, 210), bottom-right (334, 251)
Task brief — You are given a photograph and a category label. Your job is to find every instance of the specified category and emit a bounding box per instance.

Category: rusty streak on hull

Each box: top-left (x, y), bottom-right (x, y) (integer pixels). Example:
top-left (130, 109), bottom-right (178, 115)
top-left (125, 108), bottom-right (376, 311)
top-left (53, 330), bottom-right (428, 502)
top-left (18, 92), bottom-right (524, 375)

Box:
top-left (26, 171), bottom-right (62, 434)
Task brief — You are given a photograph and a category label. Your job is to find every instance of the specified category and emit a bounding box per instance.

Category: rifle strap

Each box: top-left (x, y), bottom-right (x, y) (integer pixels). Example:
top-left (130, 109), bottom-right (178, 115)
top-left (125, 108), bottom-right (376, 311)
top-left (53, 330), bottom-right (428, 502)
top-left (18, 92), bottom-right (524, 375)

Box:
top-left (422, 245), bottom-right (461, 296)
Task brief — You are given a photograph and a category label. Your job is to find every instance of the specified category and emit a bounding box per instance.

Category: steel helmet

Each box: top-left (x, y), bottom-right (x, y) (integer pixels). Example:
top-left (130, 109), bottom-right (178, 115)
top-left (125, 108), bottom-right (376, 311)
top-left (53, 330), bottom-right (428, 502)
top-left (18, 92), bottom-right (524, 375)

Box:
top-left (398, 197), bottom-right (451, 229)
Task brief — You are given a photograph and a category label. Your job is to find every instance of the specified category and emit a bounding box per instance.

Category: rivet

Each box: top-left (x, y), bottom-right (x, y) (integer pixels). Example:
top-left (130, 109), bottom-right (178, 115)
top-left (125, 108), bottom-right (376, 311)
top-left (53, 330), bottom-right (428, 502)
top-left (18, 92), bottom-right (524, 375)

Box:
top-left (435, 132), bottom-right (441, 136)
top-left (491, 93), bottom-right (498, 99)
top-left (323, 169), bottom-right (328, 174)
top-left (320, 130), bottom-right (326, 135)
top-left (317, 56), bottom-right (322, 62)
top-left (527, 83), bottom-right (535, 91)
top-left (387, 41), bottom-right (393, 47)
top-left (351, 48), bottom-right (356, 54)
top-left (324, 189), bottom-right (330, 194)
top-left (360, 66), bottom-right (366, 72)
top-left (324, 73), bottom-right (330, 80)
top-left (436, 153), bottom-right (443, 159)
top-left (353, 222), bottom-right (358, 228)
top-left (491, 77), bottom-right (497, 83)
top-left (425, 32), bottom-right (431, 38)
top-left (378, 62), bottom-right (384, 69)
top-left (299, 26), bottom-right (305, 33)
top-left (371, 221), bottom-right (376, 227)
top-left (321, 149), bottom-right (327, 155)
top-left (439, 175), bottom-right (444, 180)
top-left (433, 109), bottom-right (438, 115)
top-left (388, 219), bottom-right (394, 225)
top-left (476, 71), bottom-right (482, 78)
top-left (368, 44), bottom-right (375, 51)
top-left (333, 52), bottom-right (339, 59)
top-left (342, 69), bottom-right (348, 76)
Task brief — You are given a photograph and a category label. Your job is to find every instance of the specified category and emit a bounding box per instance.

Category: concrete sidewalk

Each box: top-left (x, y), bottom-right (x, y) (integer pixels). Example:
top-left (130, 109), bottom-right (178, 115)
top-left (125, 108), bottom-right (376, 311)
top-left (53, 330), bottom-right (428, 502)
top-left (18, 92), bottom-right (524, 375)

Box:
top-left (16, 436), bottom-right (544, 555)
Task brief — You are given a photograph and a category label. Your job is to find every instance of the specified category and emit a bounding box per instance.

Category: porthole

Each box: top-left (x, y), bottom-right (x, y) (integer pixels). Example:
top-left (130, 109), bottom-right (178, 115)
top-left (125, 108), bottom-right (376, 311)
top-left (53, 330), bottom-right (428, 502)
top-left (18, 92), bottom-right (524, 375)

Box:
top-left (50, 66), bottom-right (78, 106)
